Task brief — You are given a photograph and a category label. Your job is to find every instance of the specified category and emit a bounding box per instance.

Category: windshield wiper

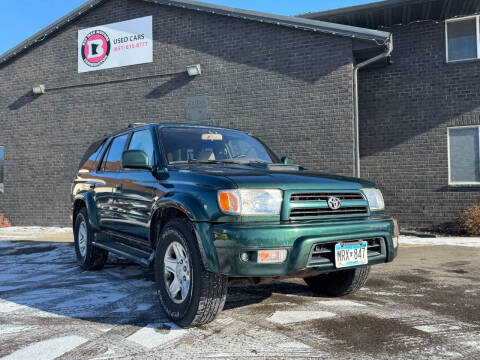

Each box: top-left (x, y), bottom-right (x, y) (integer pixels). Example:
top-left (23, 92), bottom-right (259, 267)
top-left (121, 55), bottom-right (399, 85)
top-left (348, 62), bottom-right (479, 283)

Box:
top-left (170, 159), bottom-right (237, 165)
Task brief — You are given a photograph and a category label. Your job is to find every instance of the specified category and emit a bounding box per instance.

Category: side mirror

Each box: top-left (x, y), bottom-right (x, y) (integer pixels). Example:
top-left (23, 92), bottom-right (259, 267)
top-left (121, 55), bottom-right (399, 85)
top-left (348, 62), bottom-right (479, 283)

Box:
top-left (281, 156), bottom-right (294, 165)
top-left (122, 150), bottom-right (151, 170)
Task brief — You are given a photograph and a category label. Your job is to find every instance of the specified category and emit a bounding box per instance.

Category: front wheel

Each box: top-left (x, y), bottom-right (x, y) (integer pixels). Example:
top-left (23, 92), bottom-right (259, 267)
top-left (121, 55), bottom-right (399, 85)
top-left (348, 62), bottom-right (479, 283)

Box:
top-left (304, 266), bottom-right (370, 297)
top-left (74, 208), bottom-right (108, 270)
top-left (154, 219), bottom-right (228, 327)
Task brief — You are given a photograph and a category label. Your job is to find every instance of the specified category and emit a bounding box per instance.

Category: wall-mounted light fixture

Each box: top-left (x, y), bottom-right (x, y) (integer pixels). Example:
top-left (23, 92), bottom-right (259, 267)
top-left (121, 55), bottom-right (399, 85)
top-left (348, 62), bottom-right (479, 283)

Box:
top-left (186, 64), bottom-right (202, 77)
top-left (32, 85), bottom-right (46, 95)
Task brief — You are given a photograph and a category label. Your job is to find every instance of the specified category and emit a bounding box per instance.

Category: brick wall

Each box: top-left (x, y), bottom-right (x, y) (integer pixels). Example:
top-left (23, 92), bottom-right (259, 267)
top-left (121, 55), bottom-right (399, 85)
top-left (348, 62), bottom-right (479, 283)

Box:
top-left (0, 0), bottom-right (356, 226)
top-left (359, 21), bottom-right (480, 230)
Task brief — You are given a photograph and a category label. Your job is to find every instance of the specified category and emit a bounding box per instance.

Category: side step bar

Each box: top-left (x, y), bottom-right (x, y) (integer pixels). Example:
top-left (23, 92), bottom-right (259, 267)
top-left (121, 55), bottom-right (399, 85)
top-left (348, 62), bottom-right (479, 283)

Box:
top-left (93, 239), bottom-right (155, 267)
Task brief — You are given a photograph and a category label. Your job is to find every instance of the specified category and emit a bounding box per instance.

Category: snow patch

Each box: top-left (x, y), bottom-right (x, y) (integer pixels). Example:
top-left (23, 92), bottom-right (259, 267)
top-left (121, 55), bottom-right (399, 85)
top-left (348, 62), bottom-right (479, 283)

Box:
top-left (0, 325), bottom-right (31, 336)
top-left (126, 323), bottom-right (188, 349)
top-left (267, 311), bottom-right (336, 325)
top-left (0, 227), bottom-right (72, 234)
top-left (400, 236), bottom-right (480, 248)
top-left (277, 341), bottom-right (311, 349)
top-left (316, 300), bottom-right (366, 307)
top-left (0, 301), bottom-right (27, 314)
top-left (414, 324), bottom-right (462, 334)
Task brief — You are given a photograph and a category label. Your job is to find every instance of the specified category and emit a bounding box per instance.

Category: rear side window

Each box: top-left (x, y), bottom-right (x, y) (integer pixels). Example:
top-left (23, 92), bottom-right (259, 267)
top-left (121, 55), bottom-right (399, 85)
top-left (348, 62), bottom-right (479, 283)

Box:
top-left (128, 130), bottom-right (155, 167)
top-left (78, 138), bottom-right (107, 171)
top-left (103, 134), bottom-right (129, 172)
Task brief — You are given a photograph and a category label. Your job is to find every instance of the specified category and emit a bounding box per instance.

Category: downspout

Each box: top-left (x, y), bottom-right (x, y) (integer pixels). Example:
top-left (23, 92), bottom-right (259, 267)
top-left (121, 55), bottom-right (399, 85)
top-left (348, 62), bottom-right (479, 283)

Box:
top-left (353, 35), bottom-right (393, 178)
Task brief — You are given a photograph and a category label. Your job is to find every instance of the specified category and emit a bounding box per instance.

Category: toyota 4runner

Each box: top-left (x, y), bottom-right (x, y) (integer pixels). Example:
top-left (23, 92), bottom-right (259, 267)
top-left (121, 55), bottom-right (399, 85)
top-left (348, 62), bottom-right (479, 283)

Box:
top-left (71, 123), bottom-right (399, 327)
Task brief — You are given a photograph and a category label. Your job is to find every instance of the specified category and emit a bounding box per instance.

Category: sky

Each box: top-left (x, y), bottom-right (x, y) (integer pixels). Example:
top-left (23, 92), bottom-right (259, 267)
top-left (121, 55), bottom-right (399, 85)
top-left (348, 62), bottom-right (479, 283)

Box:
top-left (0, 0), bottom-right (374, 55)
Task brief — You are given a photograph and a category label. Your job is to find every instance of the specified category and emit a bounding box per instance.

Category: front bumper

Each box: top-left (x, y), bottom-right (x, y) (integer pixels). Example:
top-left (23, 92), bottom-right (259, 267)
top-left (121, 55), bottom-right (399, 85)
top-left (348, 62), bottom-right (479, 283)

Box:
top-left (208, 216), bottom-right (398, 277)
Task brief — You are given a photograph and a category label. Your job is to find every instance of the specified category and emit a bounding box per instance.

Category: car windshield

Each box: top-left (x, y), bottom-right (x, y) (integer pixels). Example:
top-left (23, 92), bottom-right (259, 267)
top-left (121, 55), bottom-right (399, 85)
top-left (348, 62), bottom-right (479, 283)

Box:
top-left (160, 127), bottom-right (279, 165)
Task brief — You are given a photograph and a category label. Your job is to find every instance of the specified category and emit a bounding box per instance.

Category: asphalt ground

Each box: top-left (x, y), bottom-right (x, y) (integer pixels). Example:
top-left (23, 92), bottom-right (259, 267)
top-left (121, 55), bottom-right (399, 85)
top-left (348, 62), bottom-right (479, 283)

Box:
top-left (0, 237), bottom-right (479, 359)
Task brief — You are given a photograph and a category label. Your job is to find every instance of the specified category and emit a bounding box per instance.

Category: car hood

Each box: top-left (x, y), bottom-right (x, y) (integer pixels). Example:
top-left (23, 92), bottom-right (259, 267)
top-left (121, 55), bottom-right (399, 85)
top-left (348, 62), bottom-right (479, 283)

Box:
top-left (178, 163), bottom-right (375, 190)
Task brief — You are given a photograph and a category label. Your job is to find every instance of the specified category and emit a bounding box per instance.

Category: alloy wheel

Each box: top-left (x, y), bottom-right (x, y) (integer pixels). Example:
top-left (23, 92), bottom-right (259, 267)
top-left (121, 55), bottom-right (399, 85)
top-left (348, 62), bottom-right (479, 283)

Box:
top-left (164, 241), bottom-right (191, 304)
top-left (78, 220), bottom-right (88, 258)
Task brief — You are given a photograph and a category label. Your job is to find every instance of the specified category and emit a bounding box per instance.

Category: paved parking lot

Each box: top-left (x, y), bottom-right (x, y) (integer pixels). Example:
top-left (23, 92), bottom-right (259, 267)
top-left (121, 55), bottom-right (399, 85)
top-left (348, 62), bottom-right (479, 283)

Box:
top-left (0, 236), bottom-right (479, 359)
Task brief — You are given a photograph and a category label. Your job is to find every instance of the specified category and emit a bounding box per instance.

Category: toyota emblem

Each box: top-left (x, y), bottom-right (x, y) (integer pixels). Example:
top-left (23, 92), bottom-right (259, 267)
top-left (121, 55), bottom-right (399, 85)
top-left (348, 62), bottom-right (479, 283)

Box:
top-left (327, 197), bottom-right (341, 210)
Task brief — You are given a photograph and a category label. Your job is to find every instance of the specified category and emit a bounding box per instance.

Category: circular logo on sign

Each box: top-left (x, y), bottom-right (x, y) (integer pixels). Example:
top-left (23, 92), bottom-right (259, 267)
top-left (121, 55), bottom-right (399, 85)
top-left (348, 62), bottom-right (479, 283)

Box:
top-left (327, 196), bottom-right (342, 210)
top-left (81, 30), bottom-right (111, 67)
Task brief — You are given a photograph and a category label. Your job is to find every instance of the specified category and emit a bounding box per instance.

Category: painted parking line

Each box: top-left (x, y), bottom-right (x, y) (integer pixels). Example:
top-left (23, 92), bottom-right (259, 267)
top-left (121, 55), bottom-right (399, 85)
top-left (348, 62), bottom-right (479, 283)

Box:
top-left (414, 324), bottom-right (462, 334)
top-left (0, 325), bottom-right (30, 336)
top-left (126, 323), bottom-right (188, 349)
top-left (0, 301), bottom-right (26, 314)
top-left (267, 311), bottom-right (336, 325)
top-left (277, 341), bottom-right (311, 349)
top-left (315, 300), bottom-right (366, 307)
top-left (1, 335), bottom-right (87, 360)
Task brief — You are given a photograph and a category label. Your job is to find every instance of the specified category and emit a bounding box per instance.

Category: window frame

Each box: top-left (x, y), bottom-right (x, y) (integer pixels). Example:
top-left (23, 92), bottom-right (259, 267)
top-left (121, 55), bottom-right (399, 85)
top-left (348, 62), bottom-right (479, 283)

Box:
top-left (447, 125), bottom-right (480, 186)
top-left (445, 15), bottom-right (480, 63)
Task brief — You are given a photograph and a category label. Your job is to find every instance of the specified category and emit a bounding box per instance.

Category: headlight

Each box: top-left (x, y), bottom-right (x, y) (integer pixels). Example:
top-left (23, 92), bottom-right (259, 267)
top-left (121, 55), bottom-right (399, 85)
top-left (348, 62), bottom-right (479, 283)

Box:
top-left (363, 188), bottom-right (385, 211)
top-left (218, 189), bottom-right (283, 215)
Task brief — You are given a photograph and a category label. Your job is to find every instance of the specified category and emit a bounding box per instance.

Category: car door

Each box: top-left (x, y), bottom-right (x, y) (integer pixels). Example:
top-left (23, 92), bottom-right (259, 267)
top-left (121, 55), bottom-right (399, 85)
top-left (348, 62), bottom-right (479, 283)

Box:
top-left (97, 133), bottom-right (130, 231)
top-left (115, 128), bottom-right (158, 241)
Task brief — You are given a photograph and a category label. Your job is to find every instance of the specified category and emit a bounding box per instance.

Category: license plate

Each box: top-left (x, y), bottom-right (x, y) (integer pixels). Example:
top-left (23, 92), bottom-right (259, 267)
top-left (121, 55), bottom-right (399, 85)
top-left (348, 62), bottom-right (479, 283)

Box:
top-left (335, 241), bottom-right (368, 269)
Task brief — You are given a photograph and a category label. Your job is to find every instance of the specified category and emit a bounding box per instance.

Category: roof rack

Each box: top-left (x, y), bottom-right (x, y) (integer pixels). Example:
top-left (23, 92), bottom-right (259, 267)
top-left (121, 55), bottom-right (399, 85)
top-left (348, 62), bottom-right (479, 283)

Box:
top-left (128, 123), bottom-right (148, 128)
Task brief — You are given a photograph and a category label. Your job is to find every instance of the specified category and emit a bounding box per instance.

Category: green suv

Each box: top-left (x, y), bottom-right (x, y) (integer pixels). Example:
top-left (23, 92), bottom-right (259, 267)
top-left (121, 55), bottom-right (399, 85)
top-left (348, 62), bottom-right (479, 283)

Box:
top-left (71, 123), bottom-right (398, 327)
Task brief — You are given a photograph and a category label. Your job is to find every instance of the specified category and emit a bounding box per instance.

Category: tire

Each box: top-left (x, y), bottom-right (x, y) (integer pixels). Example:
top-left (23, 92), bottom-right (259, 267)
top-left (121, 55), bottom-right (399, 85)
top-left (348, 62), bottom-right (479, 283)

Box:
top-left (154, 218), bottom-right (228, 327)
top-left (304, 266), bottom-right (370, 297)
top-left (74, 208), bottom-right (108, 270)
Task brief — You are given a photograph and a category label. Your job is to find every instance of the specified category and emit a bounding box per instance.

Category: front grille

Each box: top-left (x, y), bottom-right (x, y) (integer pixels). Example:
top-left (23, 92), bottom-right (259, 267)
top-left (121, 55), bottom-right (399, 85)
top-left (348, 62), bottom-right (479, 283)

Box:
top-left (290, 192), bottom-right (364, 202)
top-left (288, 191), bottom-right (368, 220)
top-left (290, 206), bottom-right (368, 218)
top-left (307, 237), bottom-right (385, 266)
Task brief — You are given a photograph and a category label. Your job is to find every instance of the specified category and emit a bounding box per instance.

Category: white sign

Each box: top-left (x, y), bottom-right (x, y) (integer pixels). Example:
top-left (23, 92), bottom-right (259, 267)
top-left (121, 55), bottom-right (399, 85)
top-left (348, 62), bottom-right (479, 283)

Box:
top-left (78, 16), bottom-right (153, 73)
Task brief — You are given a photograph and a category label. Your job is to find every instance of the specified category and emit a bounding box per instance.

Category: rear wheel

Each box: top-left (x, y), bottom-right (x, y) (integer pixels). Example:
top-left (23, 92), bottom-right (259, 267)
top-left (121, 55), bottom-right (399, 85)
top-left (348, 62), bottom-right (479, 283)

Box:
top-left (304, 266), bottom-right (370, 297)
top-left (74, 208), bottom-right (108, 270)
top-left (154, 218), bottom-right (228, 327)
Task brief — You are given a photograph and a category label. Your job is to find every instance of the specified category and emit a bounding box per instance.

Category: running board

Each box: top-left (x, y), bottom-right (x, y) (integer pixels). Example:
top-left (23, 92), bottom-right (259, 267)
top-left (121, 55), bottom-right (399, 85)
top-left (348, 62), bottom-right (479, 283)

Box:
top-left (93, 239), bottom-right (155, 267)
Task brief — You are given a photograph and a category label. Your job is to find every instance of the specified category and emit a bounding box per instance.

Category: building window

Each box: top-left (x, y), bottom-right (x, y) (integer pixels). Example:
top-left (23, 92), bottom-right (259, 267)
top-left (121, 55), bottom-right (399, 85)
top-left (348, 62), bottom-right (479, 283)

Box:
top-left (446, 16), bottom-right (480, 62)
top-left (0, 146), bottom-right (3, 193)
top-left (448, 126), bottom-right (480, 185)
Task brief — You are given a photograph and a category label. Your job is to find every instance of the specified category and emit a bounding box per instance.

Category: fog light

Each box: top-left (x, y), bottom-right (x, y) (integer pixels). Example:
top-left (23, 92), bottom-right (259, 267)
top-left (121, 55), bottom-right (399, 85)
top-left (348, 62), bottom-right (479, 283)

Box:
top-left (240, 252), bottom-right (249, 262)
top-left (257, 249), bottom-right (287, 264)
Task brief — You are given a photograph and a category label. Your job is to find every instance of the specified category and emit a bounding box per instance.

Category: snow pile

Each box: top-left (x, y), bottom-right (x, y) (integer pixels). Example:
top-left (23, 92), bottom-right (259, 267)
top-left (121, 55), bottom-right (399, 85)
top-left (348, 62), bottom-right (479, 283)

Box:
top-left (400, 235), bottom-right (480, 248)
top-left (0, 227), bottom-right (72, 233)
top-left (0, 227), bottom-right (72, 240)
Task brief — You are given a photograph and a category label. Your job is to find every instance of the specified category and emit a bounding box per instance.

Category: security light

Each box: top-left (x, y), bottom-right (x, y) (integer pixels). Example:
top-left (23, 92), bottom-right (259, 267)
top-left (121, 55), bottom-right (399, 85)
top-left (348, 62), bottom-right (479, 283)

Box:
top-left (186, 64), bottom-right (202, 77)
top-left (32, 85), bottom-right (46, 95)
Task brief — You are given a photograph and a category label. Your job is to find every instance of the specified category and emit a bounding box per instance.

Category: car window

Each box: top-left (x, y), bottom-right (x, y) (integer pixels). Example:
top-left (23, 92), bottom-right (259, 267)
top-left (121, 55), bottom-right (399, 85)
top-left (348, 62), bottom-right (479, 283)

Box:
top-left (227, 138), bottom-right (265, 160)
top-left (128, 130), bottom-right (155, 167)
top-left (78, 138), bottom-right (107, 171)
top-left (103, 134), bottom-right (129, 172)
top-left (160, 127), bottom-right (277, 164)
